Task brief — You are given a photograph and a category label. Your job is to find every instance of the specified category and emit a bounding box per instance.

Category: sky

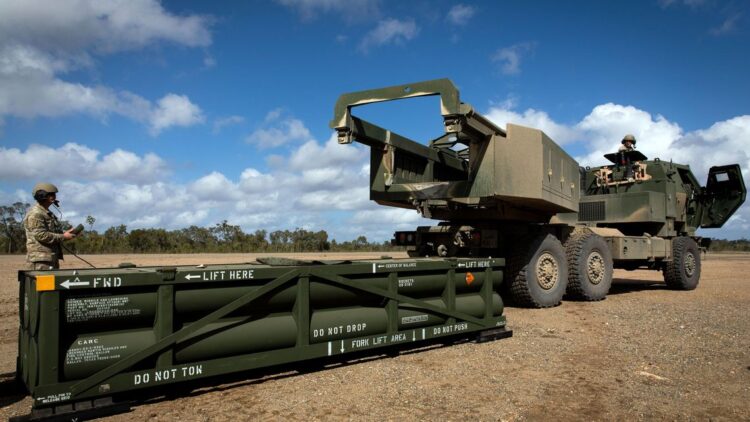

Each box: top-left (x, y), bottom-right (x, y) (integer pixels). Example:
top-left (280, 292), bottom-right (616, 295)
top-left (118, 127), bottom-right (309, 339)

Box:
top-left (0, 0), bottom-right (749, 242)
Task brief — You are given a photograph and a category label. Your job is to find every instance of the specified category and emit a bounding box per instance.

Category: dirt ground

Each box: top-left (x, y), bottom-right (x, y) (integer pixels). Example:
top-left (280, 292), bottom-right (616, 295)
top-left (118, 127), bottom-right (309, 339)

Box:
top-left (0, 252), bottom-right (748, 421)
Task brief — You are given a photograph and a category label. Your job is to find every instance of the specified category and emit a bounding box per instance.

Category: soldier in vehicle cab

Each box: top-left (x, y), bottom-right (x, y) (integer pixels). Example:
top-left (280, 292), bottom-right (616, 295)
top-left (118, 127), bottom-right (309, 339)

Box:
top-left (617, 134), bottom-right (637, 181)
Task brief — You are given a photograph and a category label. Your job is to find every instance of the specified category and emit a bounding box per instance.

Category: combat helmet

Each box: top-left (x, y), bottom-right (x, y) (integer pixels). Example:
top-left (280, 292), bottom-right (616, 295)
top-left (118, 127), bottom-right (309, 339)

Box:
top-left (621, 134), bottom-right (636, 145)
top-left (32, 182), bottom-right (58, 201)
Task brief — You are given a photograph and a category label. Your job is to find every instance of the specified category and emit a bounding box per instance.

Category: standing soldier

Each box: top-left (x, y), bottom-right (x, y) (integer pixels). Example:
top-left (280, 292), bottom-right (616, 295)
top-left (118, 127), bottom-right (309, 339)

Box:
top-left (23, 183), bottom-right (77, 270)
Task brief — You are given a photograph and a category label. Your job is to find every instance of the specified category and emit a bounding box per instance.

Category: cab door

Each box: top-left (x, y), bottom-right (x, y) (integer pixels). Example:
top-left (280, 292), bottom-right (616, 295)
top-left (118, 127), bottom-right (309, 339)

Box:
top-left (700, 164), bottom-right (747, 228)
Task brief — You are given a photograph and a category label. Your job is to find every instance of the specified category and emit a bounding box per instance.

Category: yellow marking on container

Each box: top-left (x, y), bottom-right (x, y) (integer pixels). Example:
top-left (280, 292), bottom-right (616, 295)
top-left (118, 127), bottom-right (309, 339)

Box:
top-left (36, 275), bottom-right (55, 291)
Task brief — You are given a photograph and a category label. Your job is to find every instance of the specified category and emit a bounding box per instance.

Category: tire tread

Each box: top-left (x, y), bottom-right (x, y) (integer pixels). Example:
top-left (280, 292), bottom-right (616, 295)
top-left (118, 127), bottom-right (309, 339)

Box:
top-left (663, 236), bottom-right (701, 290)
top-left (506, 234), bottom-right (567, 308)
top-left (564, 231), bottom-right (613, 301)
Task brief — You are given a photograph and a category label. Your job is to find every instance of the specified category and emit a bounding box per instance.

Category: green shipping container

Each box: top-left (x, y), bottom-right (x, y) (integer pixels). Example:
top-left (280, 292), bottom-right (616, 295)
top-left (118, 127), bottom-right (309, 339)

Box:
top-left (16, 257), bottom-right (510, 417)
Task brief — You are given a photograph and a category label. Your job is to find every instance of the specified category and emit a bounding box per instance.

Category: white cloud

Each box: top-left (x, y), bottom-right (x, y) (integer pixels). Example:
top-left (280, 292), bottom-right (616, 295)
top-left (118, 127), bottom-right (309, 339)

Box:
top-left (239, 168), bottom-right (277, 194)
top-left (26, 113), bottom-right (374, 237)
top-left (446, 4), bottom-right (476, 26)
top-left (491, 42), bottom-right (536, 75)
top-left (246, 110), bottom-right (314, 148)
top-left (148, 94), bottom-right (205, 136)
top-left (275, 0), bottom-right (381, 22)
top-left (0, 0), bottom-right (211, 53)
top-left (710, 13), bottom-right (742, 36)
top-left (485, 107), bottom-right (579, 145)
top-left (288, 134), bottom-right (366, 170)
top-left (203, 54), bottom-right (217, 68)
top-left (174, 209), bottom-right (210, 227)
top-left (213, 115), bottom-right (245, 134)
top-left (0, 45), bottom-right (120, 119)
top-left (0, 0), bottom-right (211, 133)
top-left (358, 18), bottom-right (419, 53)
top-left (54, 180), bottom-right (190, 227)
top-left (0, 143), bottom-right (168, 183)
top-left (297, 187), bottom-right (371, 210)
top-left (574, 103), bottom-right (683, 166)
top-left (0, 113), bottom-right (365, 235)
top-left (658, 0), bottom-right (708, 9)
top-left (190, 172), bottom-right (241, 202)
top-left (672, 116), bottom-right (750, 177)
top-left (300, 168), bottom-right (347, 187)
top-left (343, 208), bottom-right (424, 241)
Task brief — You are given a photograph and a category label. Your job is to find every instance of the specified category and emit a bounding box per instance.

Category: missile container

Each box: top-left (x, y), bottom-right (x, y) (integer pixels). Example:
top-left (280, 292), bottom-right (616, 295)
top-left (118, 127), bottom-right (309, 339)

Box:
top-left (16, 257), bottom-right (510, 418)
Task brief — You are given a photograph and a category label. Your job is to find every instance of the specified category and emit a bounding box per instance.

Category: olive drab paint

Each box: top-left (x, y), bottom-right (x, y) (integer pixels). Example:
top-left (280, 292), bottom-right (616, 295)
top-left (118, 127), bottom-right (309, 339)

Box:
top-left (17, 257), bottom-right (509, 412)
top-left (330, 78), bottom-right (580, 223)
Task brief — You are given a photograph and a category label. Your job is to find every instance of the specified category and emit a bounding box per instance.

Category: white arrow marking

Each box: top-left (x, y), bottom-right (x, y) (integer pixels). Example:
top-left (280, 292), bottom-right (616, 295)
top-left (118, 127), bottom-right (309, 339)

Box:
top-left (184, 274), bottom-right (201, 280)
top-left (61, 278), bottom-right (89, 289)
top-left (458, 263), bottom-right (466, 268)
top-left (340, 340), bottom-right (345, 353)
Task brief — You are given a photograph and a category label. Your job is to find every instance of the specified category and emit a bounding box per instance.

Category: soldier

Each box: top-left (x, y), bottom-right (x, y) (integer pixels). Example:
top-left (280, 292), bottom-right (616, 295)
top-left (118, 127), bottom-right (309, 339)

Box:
top-left (23, 183), bottom-right (77, 270)
top-left (618, 134), bottom-right (636, 152)
top-left (617, 134), bottom-right (637, 181)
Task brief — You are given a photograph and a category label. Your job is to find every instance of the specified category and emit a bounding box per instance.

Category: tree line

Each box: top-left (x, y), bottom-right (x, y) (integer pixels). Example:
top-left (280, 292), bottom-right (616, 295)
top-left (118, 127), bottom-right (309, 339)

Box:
top-left (5, 201), bottom-right (750, 255)
top-left (0, 202), bottom-right (399, 254)
top-left (707, 239), bottom-right (750, 252)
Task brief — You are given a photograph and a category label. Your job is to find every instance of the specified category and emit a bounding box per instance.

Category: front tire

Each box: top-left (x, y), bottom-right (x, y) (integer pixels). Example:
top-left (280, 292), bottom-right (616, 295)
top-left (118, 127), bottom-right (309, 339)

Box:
top-left (565, 232), bottom-right (613, 301)
top-left (663, 237), bottom-right (701, 290)
top-left (506, 234), bottom-right (568, 308)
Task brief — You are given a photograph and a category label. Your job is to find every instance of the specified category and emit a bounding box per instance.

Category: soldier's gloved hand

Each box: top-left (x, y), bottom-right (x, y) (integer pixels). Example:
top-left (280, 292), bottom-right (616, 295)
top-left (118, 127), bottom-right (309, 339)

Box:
top-left (63, 229), bottom-right (77, 240)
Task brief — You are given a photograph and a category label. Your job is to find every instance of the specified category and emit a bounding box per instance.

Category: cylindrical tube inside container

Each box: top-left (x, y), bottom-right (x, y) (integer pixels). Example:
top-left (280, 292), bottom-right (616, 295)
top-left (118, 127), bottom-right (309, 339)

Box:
top-left (175, 285), bottom-right (297, 316)
top-left (175, 314), bottom-right (297, 363)
top-left (397, 298), bottom-right (447, 329)
top-left (455, 293), bottom-right (503, 317)
top-left (310, 307), bottom-right (387, 343)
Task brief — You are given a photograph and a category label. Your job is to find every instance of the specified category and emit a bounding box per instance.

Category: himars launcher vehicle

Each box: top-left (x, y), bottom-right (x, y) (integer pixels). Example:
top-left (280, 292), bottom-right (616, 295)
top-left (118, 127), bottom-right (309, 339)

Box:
top-left (331, 79), bottom-right (746, 308)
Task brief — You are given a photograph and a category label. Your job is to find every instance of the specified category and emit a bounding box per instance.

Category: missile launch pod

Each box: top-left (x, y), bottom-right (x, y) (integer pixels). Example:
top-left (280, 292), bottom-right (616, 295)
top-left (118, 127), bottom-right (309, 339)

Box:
top-left (16, 257), bottom-right (510, 418)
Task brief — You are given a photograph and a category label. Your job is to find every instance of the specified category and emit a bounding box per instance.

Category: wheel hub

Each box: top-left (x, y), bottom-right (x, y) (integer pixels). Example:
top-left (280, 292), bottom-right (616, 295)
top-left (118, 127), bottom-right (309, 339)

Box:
top-left (586, 251), bottom-right (605, 285)
top-left (536, 252), bottom-right (559, 290)
top-left (684, 252), bottom-right (696, 277)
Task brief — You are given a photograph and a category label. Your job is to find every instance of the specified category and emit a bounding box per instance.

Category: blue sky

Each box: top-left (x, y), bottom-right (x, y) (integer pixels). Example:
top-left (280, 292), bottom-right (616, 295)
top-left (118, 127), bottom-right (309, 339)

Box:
top-left (1, 0), bottom-right (749, 241)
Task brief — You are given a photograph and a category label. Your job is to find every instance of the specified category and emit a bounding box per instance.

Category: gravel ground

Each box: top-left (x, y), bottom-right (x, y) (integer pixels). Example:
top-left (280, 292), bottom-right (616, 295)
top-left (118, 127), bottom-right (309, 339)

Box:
top-left (0, 252), bottom-right (748, 421)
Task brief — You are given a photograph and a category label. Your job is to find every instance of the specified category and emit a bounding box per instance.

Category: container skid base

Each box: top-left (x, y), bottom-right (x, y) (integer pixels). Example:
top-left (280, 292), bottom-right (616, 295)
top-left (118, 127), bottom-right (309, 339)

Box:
top-left (16, 257), bottom-right (510, 419)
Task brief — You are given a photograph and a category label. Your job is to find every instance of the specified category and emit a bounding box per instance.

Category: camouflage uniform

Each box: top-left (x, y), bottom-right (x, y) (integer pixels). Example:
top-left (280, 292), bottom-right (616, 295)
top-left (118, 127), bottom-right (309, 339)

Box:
top-left (23, 203), bottom-right (65, 270)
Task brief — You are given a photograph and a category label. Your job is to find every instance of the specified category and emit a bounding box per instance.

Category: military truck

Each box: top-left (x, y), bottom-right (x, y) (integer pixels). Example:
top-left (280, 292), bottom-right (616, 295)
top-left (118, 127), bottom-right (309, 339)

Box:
top-left (331, 79), bottom-right (746, 308)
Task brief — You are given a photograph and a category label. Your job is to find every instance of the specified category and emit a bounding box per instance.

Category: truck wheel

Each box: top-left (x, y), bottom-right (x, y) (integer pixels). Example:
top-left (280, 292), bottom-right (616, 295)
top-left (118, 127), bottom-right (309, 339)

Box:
top-left (663, 237), bottom-right (701, 290)
top-left (565, 232), bottom-right (613, 301)
top-left (506, 234), bottom-right (568, 308)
